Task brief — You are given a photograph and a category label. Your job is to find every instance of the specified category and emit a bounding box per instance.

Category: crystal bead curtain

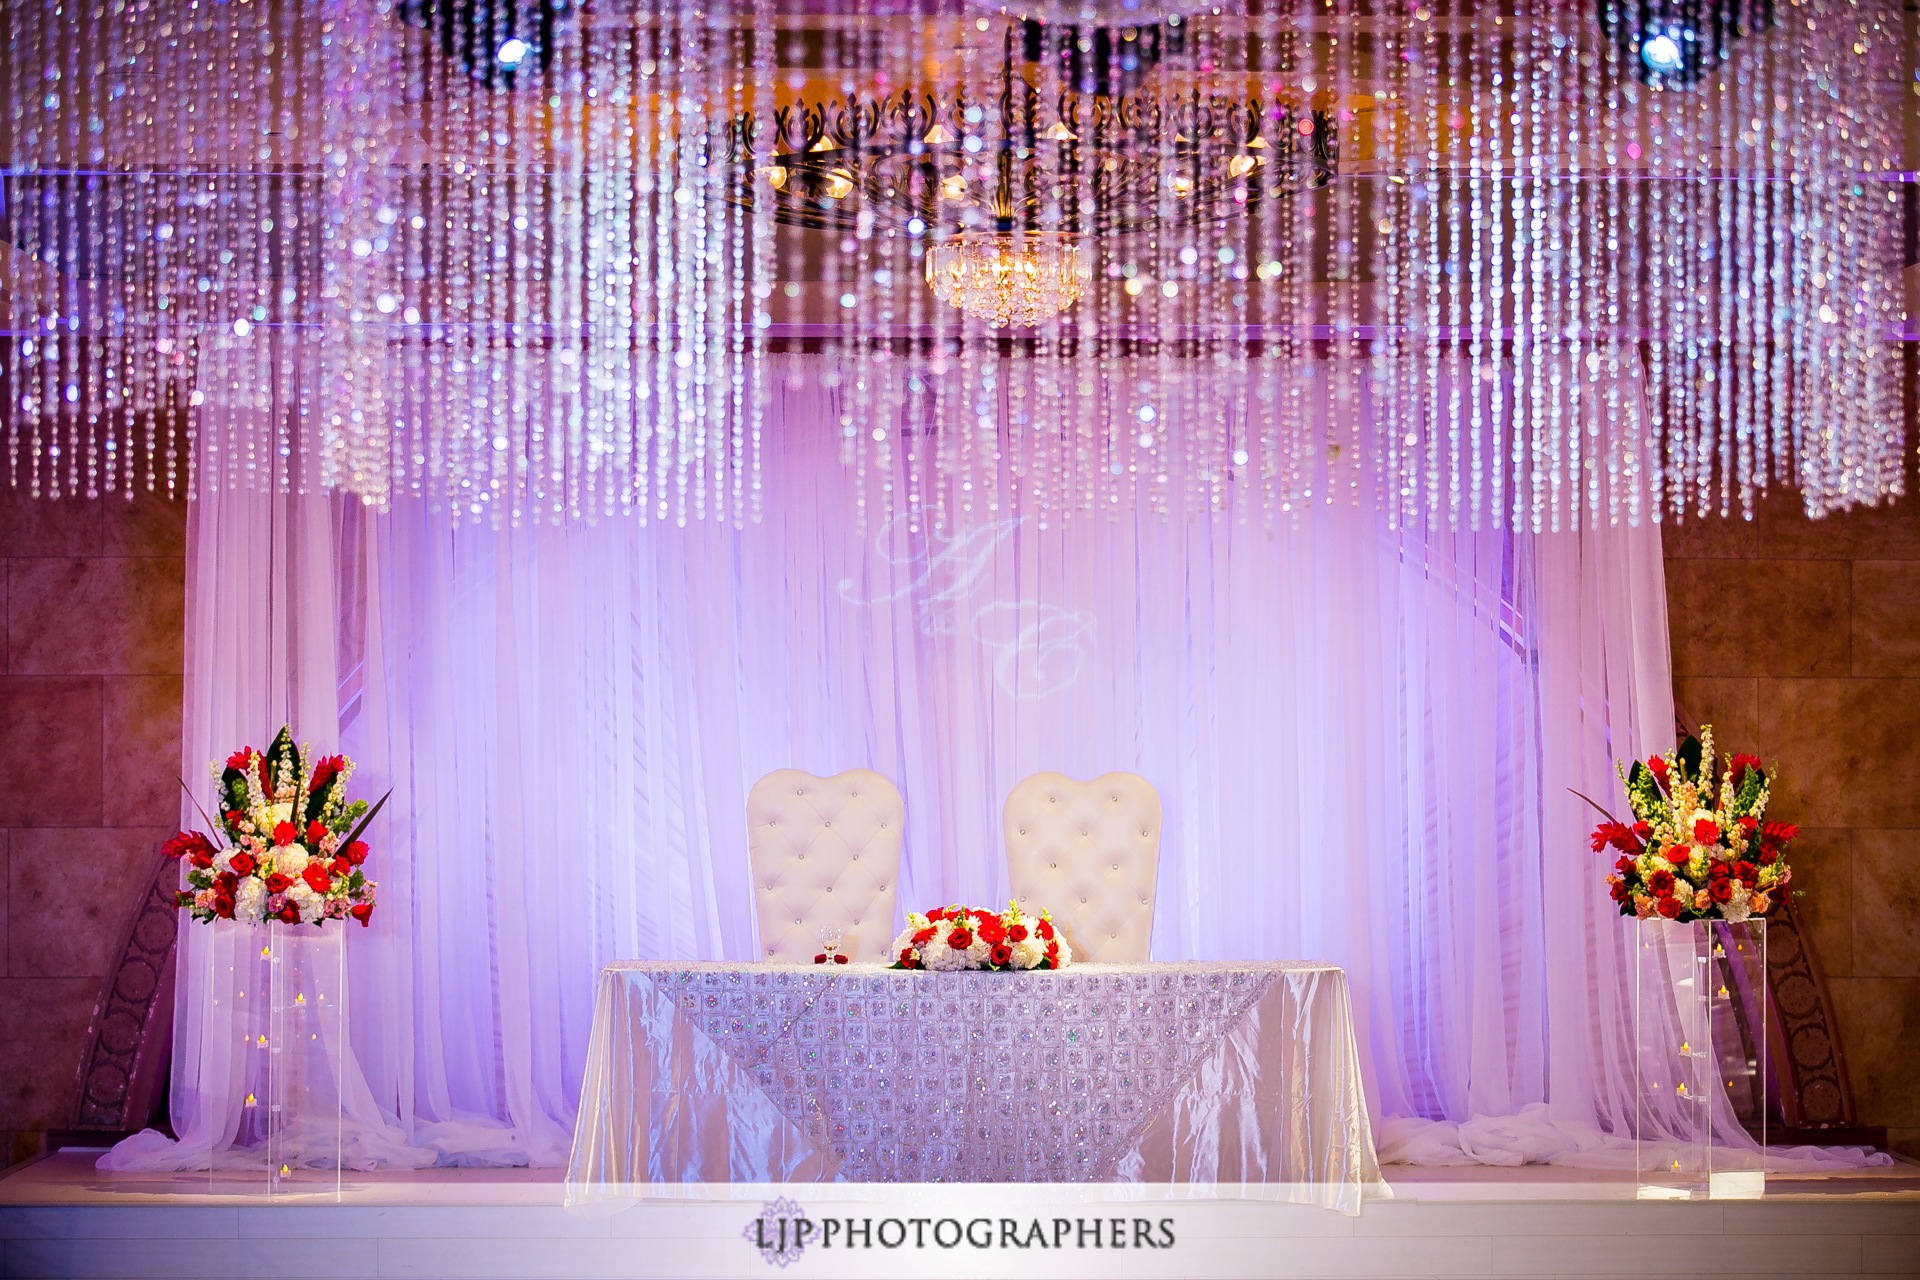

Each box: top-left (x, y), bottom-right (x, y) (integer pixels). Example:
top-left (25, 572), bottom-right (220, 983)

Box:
top-left (3, 0), bottom-right (1908, 529)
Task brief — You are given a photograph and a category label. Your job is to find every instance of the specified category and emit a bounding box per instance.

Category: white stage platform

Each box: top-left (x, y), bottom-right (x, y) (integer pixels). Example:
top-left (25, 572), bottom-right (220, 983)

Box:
top-left (4, 1151), bottom-right (1919, 1279)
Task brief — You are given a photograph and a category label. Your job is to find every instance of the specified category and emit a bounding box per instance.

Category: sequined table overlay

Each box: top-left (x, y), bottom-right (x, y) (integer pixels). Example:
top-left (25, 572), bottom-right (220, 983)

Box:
top-left (567, 960), bottom-right (1383, 1211)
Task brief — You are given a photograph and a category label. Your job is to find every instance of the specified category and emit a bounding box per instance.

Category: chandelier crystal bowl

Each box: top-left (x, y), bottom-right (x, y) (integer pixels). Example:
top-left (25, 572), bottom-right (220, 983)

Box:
top-left (925, 233), bottom-right (1093, 328)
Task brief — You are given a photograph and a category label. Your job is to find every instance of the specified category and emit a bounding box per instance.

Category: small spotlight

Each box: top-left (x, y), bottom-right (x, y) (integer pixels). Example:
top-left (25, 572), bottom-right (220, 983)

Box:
top-left (496, 37), bottom-right (529, 68)
top-left (1640, 32), bottom-right (1683, 75)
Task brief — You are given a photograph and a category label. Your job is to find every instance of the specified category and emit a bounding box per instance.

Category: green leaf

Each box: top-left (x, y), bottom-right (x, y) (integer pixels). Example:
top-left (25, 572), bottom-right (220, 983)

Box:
top-left (338, 788), bottom-right (392, 855)
top-left (1676, 734), bottom-right (1703, 782)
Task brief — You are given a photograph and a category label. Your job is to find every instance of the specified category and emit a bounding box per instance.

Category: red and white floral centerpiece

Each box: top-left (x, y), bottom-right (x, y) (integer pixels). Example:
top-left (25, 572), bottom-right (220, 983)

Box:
top-left (1592, 724), bottom-right (1795, 924)
top-left (889, 901), bottom-right (1071, 971)
top-left (168, 726), bottom-right (385, 928)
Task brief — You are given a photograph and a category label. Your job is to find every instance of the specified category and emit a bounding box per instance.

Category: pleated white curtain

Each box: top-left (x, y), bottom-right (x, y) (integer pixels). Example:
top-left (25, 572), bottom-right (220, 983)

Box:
top-left (114, 355), bottom-right (1716, 1171)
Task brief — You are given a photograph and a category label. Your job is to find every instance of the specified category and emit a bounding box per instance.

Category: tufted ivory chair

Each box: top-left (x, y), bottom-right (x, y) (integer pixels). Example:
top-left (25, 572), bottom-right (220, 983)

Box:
top-left (1002, 771), bottom-right (1161, 963)
top-left (747, 768), bottom-right (904, 964)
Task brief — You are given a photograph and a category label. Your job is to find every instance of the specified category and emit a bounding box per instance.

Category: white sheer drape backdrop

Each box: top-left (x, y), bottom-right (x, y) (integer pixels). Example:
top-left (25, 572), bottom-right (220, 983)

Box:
top-left (112, 355), bottom-right (1878, 1173)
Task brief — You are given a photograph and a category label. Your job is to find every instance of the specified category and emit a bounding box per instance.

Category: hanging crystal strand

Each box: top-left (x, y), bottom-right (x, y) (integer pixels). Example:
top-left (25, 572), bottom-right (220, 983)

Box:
top-left (1541, 7), bottom-right (1566, 532)
top-left (1437, 11), bottom-right (1464, 530)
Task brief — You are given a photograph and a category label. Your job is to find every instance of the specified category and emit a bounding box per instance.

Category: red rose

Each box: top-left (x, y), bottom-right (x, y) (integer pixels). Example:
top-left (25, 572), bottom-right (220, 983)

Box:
top-left (272, 822), bottom-right (297, 847)
top-left (265, 872), bottom-right (294, 894)
top-left (216, 871), bottom-right (239, 893)
top-left (227, 851), bottom-right (255, 877)
top-left (1757, 846), bottom-right (1778, 866)
top-left (1609, 880), bottom-right (1631, 904)
top-left (1008, 923), bottom-right (1028, 943)
top-left (1729, 754), bottom-right (1764, 787)
top-left (1613, 855), bottom-right (1636, 877)
top-left (301, 863), bottom-right (333, 894)
top-left (226, 748), bottom-right (253, 773)
top-left (989, 944), bottom-right (1013, 967)
top-left (330, 856), bottom-right (353, 877)
top-left (1708, 878), bottom-right (1734, 904)
top-left (897, 946), bottom-right (919, 969)
top-left (277, 900), bottom-right (301, 924)
top-left (214, 895), bottom-right (235, 919)
top-left (225, 810), bottom-right (247, 827)
top-left (1692, 818), bottom-right (1721, 846)
top-left (947, 928), bottom-right (974, 949)
top-left (162, 831), bottom-right (216, 862)
top-left (1648, 869), bottom-right (1675, 896)
top-left (1738, 816), bottom-right (1760, 835)
top-left (1733, 861), bottom-right (1757, 887)
top-left (305, 820), bottom-right (328, 846)
top-left (1632, 821), bottom-right (1654, 841)
top-left (350, 903), bottom-right (374, 928)
top-left (344, 840), bottom-right (369, 866)
top-left (1665, 847), bottom-right (1691, 866)
top-left (912, 926), bottom-right (937, 945)
top-left (1708, 860), bottom-right (1730, 880)
top-left (1656, 896), bottom-right (1683, 919)
top-left (1036, 919), bottom-right (1055, 941)
top-left (926, 907), bottom-right (946, 922)
top-left (308, 755), bottom-right (346, 795)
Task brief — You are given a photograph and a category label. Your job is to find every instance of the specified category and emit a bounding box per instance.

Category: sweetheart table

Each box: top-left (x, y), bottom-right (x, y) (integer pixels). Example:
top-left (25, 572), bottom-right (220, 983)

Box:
top-left (564, 960), bottom-right (1386, 1214)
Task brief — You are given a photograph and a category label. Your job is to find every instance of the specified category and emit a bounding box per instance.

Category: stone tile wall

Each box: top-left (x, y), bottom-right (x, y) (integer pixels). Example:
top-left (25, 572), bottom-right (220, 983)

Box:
top-left (0, 487), bottom-right (185, 1167)
top-left (1665, 489), bottom-right (1920, 1158)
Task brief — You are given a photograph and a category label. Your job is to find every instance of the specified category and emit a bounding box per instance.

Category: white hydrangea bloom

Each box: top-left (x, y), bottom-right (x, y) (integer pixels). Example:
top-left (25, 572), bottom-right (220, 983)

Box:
top-left (234, 877), bottom-right (268, 924)
top-left (288, 883), bottom-right (325, 925)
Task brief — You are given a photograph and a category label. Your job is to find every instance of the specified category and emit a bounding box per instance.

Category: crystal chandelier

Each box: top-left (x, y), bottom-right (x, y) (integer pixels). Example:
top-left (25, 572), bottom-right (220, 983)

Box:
top-left (926, 234), bottom-right (1093, 327)
top-left (1, 0), bottom-right (1908, 533)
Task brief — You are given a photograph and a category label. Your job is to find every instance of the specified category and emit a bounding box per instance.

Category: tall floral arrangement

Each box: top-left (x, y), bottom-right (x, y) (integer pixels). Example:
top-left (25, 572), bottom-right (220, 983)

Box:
top-left (889, 902), bottom-right (1070, 971)
top-left (1593, 724), bottom-right (1795, 924)
top-left (167, 726), bottom-right (386, 927)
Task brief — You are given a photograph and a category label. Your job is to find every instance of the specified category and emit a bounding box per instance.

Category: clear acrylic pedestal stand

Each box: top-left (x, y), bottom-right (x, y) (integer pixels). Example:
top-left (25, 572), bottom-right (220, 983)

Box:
top-left (212, 920), bottom-right (345, 1199)
top-left (1634, 917), bottom-right (1767, 1200)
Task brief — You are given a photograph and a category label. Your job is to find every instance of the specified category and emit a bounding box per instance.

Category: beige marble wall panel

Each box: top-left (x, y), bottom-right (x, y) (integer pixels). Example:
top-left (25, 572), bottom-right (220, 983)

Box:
top-left (0, 490), bottom-right (102, 560)
top-left (1851, 830), bottom-right (1920, 982)
top-left (1851, 562), bottom-right (1920, 678)
top-left (1786, 828), bottom-right (1853, 981)
top-left (102, 676), bottom-right (186, 829)
top-left (1670, 676), bottom-right (1760, 747)
top-left (1666, 559), bottom-right (1850, 678)
top-left (1750, 489), bottom-right (1920, 561)
top-left (7, 558), bottom-right (185, 677)
top-left (1757, 680), bottom-right (1920, 830)
top-left (0, 678), bottom-right (102, 827)
top-left (1826, 977), bottom-right (1920, 1131)
top-left (0, 978), bottom-right (98, 1133)
top-left (6, 828), bottom-right (169, 980)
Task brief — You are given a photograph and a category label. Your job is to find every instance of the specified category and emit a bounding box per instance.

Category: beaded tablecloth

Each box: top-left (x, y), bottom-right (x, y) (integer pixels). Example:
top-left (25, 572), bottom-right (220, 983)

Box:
top-left (566, 961), bottom-right (1383, 1214)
